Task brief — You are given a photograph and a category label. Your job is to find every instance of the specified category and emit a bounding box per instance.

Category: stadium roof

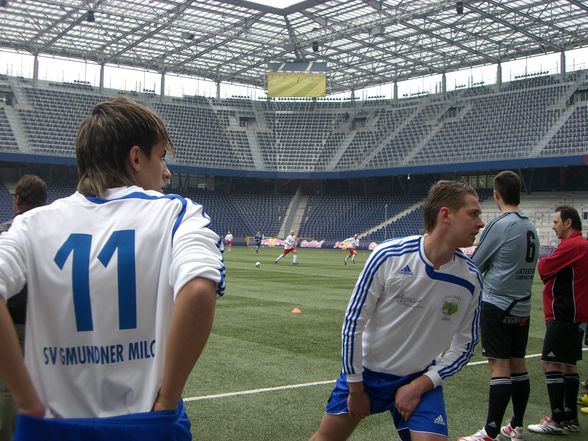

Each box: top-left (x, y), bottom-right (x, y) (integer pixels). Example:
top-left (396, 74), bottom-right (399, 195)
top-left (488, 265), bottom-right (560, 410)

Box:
top-left (1, 0), bottom-right (588, 94)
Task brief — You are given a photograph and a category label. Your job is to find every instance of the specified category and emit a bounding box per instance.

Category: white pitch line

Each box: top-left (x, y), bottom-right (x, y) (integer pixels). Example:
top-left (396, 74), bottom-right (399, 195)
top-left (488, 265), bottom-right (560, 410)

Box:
top-left (184, 380), bottom-right (335, 402)
top-left (185, 348), bottom-right (587, 402)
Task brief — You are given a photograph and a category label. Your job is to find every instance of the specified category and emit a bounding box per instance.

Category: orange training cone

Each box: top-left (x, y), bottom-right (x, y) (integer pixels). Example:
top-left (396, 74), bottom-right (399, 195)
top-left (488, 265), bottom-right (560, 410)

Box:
top-left (291, 307), bottom-right (301, 314)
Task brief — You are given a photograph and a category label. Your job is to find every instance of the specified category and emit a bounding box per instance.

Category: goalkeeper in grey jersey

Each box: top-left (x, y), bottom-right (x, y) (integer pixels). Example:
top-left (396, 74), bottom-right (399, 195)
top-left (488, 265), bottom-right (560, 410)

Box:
top-left (459, 170), bottom-right (538, 441)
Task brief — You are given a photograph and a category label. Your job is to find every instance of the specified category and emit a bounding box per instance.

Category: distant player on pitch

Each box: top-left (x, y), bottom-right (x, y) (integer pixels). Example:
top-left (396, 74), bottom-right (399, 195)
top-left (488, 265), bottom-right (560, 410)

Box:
top-left (275, 230), bottom-right (298, 265)
top-left (309, 180), bottom-right (484, 441)
top-left (224, 230), bottom-right (233, 252)
top-left (343, 234), bottom-right (359, 266)
top-left (254, 231), bottom-right (263, 254)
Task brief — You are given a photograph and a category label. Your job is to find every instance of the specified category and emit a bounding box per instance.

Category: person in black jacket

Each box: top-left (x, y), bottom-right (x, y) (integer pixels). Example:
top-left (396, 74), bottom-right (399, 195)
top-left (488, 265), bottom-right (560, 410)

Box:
top-left (0, 174), bottom-right (47, 441)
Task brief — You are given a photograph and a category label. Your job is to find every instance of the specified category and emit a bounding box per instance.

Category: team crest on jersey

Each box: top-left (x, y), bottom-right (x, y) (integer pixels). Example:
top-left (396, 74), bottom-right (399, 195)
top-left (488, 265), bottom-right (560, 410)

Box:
top-left (441, 295), bottom-right (461, 320)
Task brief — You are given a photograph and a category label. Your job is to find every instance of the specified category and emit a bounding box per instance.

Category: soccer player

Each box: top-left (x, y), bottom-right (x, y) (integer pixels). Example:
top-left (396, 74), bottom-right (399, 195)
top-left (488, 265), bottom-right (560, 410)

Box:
top-left (343, 234), bottom-right (359, 266)
top-left (275, 230), bottom-right (298, 264)
top-left (225, 231), bottom-right (233, 252)
top-left (458, 171), bottom-right (538, 441)
top-left (527, 206), bottom-right (588, 434)
top-left (0, 174), bottom-right (47, 441)
top-left (254, 231), bottom-right (263, 254)
top-left (309, 180), bottom-right (484, 441)
top-left (0, 96), bottom-right (225, 441)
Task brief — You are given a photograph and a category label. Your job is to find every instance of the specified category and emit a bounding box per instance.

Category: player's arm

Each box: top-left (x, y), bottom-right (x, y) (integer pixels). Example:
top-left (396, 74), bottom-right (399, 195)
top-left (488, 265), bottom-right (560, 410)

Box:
top-left (471, 221), bottom-right (505, 273)
top-left (154, 277), bottom-right (216, 410)
top-left (0, 226), bottom-right (45, 417)
top-left (425, 278), bottom-right (481, 387)
top-left (341, 248), bottom-right (385, 418)
top-left (0, 300), bottom-right (45, 417)
top-left (537, 241), bottom-right (575, 281)
top-left (155, 200), bottom-right (225, 410)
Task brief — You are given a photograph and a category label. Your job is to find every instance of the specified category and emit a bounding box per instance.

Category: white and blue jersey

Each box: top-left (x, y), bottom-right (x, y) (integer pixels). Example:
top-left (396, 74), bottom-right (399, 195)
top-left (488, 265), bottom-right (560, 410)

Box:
top-left (342, 235), bottom-right (481, 388)
top-left (472, 211), bottom-right (538, 316)
top-left (0, 186), bottom-right (225, 418)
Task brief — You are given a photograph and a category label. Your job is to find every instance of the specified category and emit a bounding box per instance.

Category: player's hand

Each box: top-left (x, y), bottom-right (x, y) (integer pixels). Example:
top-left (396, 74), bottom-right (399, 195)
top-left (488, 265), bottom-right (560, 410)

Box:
top-left (347, 390), bottom-right (371, 420)
top-left (18, 399), bottom-right (45, 418)
top-left (152, 393), bottom-right (178, 412)
top-left (394, 382), bottom-right (422, 421)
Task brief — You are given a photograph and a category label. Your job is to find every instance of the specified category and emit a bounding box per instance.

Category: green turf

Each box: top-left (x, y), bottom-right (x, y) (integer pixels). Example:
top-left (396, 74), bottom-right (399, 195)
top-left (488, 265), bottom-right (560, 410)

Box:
top-left (185, 246), bottom-right (587, 440)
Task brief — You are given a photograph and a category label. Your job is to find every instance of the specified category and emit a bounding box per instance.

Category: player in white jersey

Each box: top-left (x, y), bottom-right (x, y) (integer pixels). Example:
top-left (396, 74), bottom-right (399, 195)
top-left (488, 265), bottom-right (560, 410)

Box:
top-left (343, 234), bottom-right (359, 266)
top-left (309, 181), bottom-right (484, 441)
top-left (0, 96), bottom-right (225, 441)
top-left (275, 230), bottom-right (298, 264)
top-left (224, 231), bottom-right (233, 252)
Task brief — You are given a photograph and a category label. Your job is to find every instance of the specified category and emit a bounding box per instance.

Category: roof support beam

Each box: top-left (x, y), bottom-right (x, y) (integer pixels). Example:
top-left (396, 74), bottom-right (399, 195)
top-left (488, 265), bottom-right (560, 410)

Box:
top-left (466, 2), bottom-right (562, 51)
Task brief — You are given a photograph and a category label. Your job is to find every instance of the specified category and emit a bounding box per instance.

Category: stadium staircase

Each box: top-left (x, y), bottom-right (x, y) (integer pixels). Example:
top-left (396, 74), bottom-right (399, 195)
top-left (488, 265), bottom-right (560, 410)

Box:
top-left (530, 103), bottom-right (577, 157)
top-left (400, 101), bottom-right (456, 166)
top-left (360, 200), bottom-right (424, 239)
top-left (2, 105), bottom-right (32, 152)
top-left (326, 130), bottom-right (357, 170)
top-left (278, 187), bottom-right (308, 237)
top-left (6, 76), bottom-right (28, 105)
top-left (358, 105), bottom-right (422, 168)
top-left (245, 130), bottom-right (266, 169)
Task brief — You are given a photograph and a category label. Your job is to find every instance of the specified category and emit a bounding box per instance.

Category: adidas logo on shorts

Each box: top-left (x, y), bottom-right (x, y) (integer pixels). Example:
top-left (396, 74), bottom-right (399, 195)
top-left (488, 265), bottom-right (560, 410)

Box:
top-left (434, 415), bottom-right (446, 425)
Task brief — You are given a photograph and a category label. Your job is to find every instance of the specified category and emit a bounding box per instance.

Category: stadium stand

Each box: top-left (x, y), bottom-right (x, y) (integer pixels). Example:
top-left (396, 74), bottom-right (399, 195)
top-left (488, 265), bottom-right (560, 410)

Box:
top-left (0, 182), bottom-right (13, 222)
top-left (0, 107), bottom-right (19, 151)
top-left (1, 72), bottom-right (588, 242)
top-left (0, 72), bottom-right (586, 173)
top-left (298, 192), bottom-right (424, 240)
top-left (169, 189), bottom-right (291, 239)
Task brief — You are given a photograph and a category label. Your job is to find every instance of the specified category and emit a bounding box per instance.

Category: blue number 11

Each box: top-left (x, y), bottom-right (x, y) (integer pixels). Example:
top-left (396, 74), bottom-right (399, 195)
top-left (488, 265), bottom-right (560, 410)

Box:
top-left (54, 230), bottom-right (137, 332)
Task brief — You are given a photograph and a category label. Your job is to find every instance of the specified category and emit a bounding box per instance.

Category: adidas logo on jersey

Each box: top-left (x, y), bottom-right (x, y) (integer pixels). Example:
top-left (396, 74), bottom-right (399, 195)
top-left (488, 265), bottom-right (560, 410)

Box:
top-left (434, 415), bottom-right (445, 425)
top-left (400, 265), bottom-right (413, 275)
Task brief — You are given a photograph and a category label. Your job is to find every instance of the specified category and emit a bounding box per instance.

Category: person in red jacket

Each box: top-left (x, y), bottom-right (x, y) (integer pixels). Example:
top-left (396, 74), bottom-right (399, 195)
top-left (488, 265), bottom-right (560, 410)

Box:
top-left (528, 205), bottom-right (588, 435)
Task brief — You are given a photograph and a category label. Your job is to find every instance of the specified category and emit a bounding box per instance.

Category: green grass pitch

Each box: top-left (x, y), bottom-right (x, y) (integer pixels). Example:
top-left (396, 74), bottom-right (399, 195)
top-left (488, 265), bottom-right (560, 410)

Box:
top-left (184, 246), bottom-right (587, 441)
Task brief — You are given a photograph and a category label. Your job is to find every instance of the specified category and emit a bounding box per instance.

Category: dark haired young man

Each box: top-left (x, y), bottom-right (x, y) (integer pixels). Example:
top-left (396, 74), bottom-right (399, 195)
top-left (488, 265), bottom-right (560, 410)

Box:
top-left (310, 180), bottom-right (485, 441)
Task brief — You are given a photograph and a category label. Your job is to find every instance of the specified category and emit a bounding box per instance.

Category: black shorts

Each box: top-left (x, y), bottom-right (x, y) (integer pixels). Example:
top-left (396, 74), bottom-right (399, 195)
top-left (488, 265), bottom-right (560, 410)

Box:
top-left (481, 302), bottom-right (530, 359)
top-left (541, 320), bottom-right (584, 365)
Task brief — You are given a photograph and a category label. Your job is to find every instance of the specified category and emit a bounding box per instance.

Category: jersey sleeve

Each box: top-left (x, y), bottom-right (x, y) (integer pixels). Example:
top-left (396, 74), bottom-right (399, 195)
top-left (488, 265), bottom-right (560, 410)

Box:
top-left (472, 221), bottom-right (506, 273)
top-left (538, 240), bottom-right (576, 282)
top-left (169, 200), bottom-right (225, 298)
top-left (0, 216), bottom-right (28, 301)
top-left (424, 272), bottom-right (481, 388)
top-left (341, 247), bottom-right (386, 382)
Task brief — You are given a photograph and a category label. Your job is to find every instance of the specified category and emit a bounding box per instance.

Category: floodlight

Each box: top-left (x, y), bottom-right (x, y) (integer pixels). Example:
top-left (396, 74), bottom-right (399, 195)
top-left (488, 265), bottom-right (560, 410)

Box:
top-left (87, 10), bottom-right (95, 22)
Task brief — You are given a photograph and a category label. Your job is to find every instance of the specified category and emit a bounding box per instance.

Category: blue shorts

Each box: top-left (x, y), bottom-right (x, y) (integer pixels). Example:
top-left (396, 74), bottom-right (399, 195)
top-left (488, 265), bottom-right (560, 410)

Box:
top-left (13, 400), bottom-right (191, 441)
top-left (325, 369), bottom-right (448, 438)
